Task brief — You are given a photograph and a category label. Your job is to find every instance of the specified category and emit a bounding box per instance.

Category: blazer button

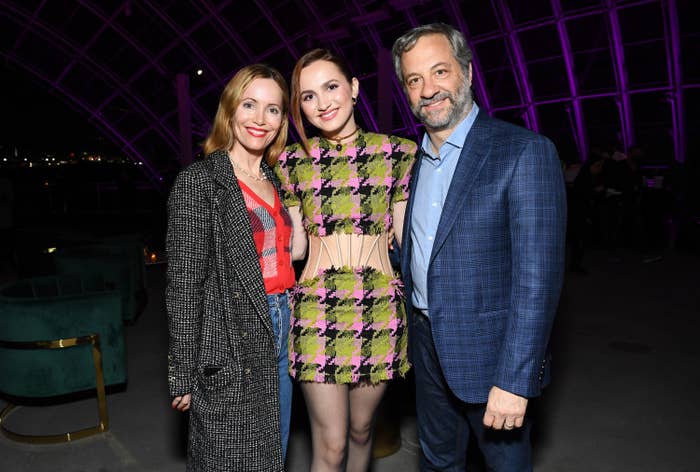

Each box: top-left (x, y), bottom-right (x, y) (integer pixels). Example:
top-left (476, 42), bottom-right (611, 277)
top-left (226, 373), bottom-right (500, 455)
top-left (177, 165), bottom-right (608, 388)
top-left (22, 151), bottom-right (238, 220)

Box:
top-left (240, 331), bottom-right (247, 338)
top-left (232, 291), bottom-right (241, 299)
top-left (244, 368), bottom-right (251, 375)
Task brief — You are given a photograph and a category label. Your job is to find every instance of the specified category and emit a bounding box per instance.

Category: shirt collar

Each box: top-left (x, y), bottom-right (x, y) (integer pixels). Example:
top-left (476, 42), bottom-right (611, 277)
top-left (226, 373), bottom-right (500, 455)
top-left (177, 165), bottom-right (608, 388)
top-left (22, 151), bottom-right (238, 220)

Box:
top-left (420, 102), bottom-right (480, 160)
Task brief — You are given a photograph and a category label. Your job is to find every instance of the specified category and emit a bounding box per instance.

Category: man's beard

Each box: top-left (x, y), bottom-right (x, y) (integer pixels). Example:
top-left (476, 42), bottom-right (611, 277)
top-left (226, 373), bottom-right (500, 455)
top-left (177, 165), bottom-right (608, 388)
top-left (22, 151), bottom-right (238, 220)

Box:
top-left (411, 80), bottom-right (472, 131)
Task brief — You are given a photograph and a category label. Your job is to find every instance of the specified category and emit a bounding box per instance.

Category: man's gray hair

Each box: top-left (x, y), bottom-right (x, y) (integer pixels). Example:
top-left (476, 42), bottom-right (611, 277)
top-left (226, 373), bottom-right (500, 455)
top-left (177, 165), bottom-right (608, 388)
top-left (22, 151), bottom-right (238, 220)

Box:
top-left (391, 23), bottom-right (472, 85)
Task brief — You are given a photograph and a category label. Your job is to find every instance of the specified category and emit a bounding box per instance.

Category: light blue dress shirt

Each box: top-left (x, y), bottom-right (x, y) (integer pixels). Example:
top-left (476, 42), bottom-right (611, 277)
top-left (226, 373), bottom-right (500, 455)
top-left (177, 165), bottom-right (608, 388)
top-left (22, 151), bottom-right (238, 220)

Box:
top-left (410, 103), bottom-right (480, 314)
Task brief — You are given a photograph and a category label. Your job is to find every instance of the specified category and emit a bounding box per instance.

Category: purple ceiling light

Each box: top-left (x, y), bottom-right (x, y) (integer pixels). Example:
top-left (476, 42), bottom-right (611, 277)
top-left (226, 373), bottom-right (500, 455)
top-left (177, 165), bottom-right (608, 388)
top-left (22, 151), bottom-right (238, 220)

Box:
top-left (606, 0), bottom-right (634, 150)
top-left (3, 0), bottom-right (694, 185)
top-left (491, 0), bottom-right (540, 132)
top-left (550, 0), bottom-right (589, 160)
top-left (662, 0), bottom-right (685, 162)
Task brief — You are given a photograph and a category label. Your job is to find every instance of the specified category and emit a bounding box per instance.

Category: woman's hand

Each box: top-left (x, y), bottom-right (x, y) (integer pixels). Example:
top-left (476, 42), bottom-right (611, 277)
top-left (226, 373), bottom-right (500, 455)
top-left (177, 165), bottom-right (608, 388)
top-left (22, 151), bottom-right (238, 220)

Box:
top-left (289, 206), bottom-right (308, 261)
top-left (171, 393), bottom-right (191, 411)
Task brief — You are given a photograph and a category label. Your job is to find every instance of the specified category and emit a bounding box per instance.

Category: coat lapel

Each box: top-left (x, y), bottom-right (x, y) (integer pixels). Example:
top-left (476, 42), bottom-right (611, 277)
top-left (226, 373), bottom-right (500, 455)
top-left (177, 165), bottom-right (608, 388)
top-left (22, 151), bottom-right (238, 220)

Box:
top-left (208, 151), bottom-right (271, 333)
top-left (430, 110), bottom-right (491, 264)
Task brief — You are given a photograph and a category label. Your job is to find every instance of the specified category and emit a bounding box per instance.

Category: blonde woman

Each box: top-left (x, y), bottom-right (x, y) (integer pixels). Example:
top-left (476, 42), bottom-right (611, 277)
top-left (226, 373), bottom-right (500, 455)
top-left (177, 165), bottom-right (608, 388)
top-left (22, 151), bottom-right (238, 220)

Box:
top-left (166, 64), bottom-right (305, 471)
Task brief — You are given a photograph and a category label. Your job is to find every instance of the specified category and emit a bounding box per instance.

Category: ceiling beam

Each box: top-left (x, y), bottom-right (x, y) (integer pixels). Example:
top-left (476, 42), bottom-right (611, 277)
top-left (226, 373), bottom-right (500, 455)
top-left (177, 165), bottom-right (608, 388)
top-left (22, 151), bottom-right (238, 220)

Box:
top-left (605, 0), bottom-right (634, 150)
top-left (551, 0), bottom-right (589, 160)
top-left (2, 50), bottom-right (164, 189)
top-left (491, 0), bottom-right (541, 131)
top-left (662, 0), bottom-right (685, 162)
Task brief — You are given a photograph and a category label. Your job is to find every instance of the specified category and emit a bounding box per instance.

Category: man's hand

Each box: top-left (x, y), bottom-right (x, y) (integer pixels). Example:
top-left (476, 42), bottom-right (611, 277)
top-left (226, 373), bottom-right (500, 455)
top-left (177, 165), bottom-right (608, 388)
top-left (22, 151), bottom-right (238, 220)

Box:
top-left (171, 393), bottom-right (191, 412)
top-left (483, 386), bottom-right (528, 430)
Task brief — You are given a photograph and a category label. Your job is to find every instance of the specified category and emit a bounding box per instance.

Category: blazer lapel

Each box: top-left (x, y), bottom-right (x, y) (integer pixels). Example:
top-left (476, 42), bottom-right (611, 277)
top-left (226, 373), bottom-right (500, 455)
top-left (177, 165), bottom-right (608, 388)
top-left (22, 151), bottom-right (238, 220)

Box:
top-left (430, 110), bottom-right (491, 264)
top-left (208, 151), bottom-right (271, 333)
top-left (401, 149), bottom-right (424, 277)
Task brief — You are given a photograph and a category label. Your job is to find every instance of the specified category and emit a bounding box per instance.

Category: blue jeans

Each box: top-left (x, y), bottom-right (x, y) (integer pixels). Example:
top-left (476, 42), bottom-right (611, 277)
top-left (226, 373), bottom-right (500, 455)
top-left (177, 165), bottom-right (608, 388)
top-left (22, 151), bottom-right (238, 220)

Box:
top-left (267, 292), bottom-right (292, 460)
top-left (413, 311), bottom-right (533, 472)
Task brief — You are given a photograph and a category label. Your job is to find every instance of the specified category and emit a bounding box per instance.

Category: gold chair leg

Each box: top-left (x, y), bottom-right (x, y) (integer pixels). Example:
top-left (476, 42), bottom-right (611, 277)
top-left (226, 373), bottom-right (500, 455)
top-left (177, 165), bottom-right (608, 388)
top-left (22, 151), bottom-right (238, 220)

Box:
top-left (0, 334), bottom-right (109, 444)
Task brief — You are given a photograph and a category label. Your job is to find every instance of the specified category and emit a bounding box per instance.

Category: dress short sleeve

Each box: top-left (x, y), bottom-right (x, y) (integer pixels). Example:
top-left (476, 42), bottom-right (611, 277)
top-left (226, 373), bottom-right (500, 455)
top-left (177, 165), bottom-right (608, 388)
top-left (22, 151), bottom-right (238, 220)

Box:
top-left (273, 145), bottom-right (302, 207)
top-left (276, 133), bottom-right (416, 236)
top-left (390, 136), bottom-right (417, 203)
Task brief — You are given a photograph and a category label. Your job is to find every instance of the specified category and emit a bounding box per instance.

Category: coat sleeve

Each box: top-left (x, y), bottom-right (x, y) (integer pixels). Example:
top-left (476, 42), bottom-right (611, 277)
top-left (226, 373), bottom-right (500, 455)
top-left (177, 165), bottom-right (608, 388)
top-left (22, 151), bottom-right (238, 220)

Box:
top-left (494, 136), bottom-right (567, 398)
top-left (165, 166), bottom-right (212, 398)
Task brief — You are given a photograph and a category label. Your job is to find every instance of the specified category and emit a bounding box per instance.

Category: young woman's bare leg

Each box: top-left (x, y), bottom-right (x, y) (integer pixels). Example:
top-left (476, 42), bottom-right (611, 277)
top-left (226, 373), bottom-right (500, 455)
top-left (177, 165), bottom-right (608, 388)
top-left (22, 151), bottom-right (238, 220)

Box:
top-left (301, 383), bottom-right (349, 472)
top-left (346, 382), bottom-right (388, 472)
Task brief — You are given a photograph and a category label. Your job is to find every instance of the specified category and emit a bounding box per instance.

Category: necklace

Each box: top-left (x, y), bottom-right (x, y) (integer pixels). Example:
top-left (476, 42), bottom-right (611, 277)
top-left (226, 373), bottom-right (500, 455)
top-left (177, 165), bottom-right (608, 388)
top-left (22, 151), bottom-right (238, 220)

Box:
top-left (230, 158), bottom-right (267, 181)
top-left (327, 127), bottom-right (359, 151)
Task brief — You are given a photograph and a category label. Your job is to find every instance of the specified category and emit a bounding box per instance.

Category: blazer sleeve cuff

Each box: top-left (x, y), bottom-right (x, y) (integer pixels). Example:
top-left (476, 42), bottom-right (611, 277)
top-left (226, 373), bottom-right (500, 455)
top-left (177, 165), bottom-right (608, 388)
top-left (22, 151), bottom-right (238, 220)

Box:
top-left (493, 357), bottom-right (550, 398)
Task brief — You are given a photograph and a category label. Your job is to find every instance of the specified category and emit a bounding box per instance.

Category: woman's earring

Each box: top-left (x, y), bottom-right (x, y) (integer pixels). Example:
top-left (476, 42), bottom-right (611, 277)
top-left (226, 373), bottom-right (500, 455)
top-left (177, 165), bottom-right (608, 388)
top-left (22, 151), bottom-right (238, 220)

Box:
top-left (352, 96), bottom-right (357, 105)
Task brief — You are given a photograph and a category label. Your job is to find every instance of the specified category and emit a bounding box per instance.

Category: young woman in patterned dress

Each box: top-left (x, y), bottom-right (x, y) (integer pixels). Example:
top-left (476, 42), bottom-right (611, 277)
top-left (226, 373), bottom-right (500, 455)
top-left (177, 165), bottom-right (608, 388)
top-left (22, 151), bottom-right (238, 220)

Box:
top-left (276, 49), bottom-right (416, 471)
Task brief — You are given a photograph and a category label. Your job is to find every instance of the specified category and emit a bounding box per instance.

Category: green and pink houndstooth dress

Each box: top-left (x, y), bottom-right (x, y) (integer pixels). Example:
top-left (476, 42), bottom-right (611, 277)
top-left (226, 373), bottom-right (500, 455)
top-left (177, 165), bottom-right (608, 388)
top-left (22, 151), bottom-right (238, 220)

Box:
top-left (275, 130), bottom-right (416, 384)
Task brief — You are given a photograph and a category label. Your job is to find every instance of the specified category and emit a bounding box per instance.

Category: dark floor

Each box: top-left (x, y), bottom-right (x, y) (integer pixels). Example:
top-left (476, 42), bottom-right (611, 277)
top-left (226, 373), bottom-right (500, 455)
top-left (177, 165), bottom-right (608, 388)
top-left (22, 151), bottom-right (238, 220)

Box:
top-left (1, 247), bottom-right (699, 471)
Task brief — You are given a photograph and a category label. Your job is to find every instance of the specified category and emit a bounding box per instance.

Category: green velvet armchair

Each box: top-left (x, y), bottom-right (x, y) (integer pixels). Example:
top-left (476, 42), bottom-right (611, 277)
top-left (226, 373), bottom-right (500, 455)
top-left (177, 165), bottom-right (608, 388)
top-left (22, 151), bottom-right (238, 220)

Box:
top-left (54, 234), bottom-right (146, 323)
top-left (0, 274), bottom-right (126, 443)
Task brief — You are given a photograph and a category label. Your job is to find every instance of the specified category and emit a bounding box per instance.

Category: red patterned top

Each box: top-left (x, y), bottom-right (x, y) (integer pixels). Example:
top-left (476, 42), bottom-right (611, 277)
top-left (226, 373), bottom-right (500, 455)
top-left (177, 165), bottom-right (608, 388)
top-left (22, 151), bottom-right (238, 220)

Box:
top-left (238, 180), bottom-right (295, 294)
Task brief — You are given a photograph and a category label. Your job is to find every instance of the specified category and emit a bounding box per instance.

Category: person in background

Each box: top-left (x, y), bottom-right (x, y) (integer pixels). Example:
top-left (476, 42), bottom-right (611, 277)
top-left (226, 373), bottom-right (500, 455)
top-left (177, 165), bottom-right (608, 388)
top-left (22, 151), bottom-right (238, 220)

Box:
top-left (392, 23), bottom-right (567, 471)
top-left (569, 153), bottom-right (606, 273)
top-left (166, 63), bottom-right (305, 471)
top-left (275, 48), bottom-right (416, 471)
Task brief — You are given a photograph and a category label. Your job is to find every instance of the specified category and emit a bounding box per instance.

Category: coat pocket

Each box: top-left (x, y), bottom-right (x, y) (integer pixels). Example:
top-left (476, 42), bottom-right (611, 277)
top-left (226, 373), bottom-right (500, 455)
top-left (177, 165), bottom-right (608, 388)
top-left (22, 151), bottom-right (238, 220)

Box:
top-left (197, 364), bottom-right (237, 392)
top-left (203, 365), bottom-right (223, 377)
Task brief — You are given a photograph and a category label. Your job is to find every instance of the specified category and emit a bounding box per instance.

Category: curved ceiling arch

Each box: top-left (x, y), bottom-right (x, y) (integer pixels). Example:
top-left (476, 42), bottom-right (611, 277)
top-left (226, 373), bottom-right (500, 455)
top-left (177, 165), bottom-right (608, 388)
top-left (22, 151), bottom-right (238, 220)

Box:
top-left (3, 50), bottom-right (164, 187)
top-left (1, 0), bottom-right (697, 190)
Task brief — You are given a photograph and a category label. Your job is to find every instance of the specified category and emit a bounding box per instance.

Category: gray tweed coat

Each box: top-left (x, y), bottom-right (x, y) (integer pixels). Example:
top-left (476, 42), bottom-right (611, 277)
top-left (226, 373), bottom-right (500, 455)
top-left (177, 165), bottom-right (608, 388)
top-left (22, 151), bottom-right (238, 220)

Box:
top-left (166, 150), bottom-right (284, 471)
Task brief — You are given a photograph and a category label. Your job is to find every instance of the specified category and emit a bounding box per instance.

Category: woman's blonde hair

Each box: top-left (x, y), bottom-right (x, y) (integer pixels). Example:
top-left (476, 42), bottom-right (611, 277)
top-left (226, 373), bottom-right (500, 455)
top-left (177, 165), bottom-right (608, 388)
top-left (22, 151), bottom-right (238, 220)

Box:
top-left (290, 49), bottom-right (354, 157)
top-left (203, 64), bottom-right (289, 165)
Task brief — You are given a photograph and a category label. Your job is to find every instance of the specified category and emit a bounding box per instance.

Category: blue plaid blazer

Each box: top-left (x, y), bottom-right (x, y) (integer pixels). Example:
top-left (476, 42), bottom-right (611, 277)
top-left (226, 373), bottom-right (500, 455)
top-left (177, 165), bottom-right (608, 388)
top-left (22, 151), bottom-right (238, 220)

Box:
top-left (400, 109), bottom-right (567, 404)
